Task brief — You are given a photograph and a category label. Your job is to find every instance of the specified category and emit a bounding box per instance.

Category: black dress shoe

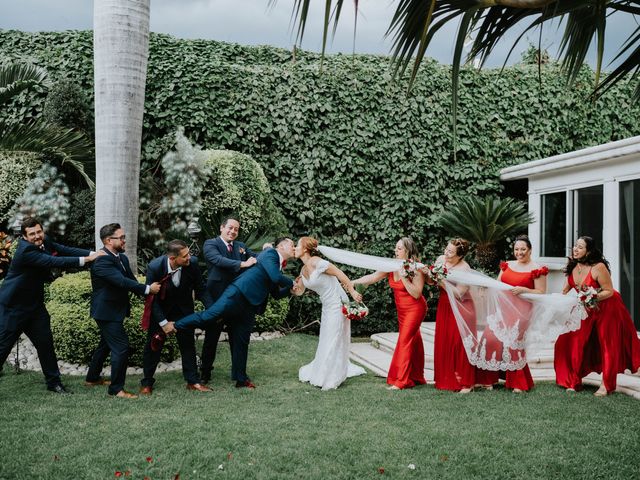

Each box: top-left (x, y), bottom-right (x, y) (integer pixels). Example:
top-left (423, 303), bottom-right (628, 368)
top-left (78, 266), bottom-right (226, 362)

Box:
top-left (200, 370), bottom-right (211, 385)
top-left (47, 384), bottom-right (72, 395)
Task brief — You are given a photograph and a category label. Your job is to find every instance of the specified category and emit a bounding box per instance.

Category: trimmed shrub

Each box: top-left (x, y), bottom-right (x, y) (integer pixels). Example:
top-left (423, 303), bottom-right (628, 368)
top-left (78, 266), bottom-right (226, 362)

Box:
top-left (255, 297), bottom-right (290, 332)
top-left (47, 272), bottom-right (179, 367)
top-left (200, 149), bottom-right (287, 234)
top-left (65, 189), bottom-right (95, 250)
top-left (42, 77), bottom-right (93, 136)
top-left (46, 271), bottom-right (290, 366)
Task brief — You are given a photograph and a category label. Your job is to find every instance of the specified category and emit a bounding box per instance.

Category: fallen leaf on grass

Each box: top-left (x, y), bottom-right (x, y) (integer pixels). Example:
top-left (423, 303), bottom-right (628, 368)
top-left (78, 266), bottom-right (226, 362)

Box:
top-left (53, 455), bottom-right (60, 461)
top-left (378, 467), bottom-right (385, 474)
top-left (439, 454), bottom-right (449, 462)
top-left (115, 473), bottom-right (122, 478)
top-left (227, 452), bottom-right (233, 460)
top-left (146, 457), bottom-right (153, 463)
top-left (173, 474), bottom-right (180, 480)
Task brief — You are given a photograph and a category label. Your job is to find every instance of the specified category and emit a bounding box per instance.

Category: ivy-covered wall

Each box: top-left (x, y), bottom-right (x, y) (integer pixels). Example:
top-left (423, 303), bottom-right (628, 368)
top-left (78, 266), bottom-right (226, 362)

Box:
top-left (2, 29), bottom-right (640, 332)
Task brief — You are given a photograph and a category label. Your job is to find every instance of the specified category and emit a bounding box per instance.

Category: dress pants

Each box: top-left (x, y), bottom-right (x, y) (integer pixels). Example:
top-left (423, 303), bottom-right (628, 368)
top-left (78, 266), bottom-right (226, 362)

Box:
top-left (176, 286), bottom-right (255, 382)
top-left (0, 303), bottom-right (62, 388)
top-left (141, 323), bottom-right (200, 386)
top-left (86, 319), bottom-right (129, 395)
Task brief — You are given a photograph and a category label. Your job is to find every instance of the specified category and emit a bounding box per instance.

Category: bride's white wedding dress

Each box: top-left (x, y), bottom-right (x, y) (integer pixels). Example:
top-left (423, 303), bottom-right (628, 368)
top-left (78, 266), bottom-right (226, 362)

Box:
top-left (298, 259), bottom-right (366, 390)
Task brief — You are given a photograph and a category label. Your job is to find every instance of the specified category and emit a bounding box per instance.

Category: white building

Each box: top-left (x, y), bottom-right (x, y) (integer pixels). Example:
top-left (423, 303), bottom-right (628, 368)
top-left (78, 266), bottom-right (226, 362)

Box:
top-left (500, 136), bottom-right (640, 329)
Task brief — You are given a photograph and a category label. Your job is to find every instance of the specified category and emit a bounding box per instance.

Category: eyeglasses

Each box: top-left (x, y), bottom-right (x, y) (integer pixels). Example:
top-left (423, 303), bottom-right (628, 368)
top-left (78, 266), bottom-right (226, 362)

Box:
top-left (109, 235), bottom-right (126, 241)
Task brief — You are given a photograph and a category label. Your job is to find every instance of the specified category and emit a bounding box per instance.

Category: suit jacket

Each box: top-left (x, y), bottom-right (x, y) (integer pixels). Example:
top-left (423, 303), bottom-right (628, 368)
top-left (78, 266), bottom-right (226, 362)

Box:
top-left (0, 237), bottom-right (89, 311)
top-left (202, 237), bottom-right (256, 305)
top-left (232, 248), bottom-right (293, 314)
top-left (146, 255), bottom-right (205, 324)
top-left (90, 248), bottom-right (147, 322)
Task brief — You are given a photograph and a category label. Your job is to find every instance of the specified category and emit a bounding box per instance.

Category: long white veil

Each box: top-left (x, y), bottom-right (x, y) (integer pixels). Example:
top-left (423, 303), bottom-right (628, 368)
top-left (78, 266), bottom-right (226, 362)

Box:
top-left (318, 245), bottom-right (584, 371)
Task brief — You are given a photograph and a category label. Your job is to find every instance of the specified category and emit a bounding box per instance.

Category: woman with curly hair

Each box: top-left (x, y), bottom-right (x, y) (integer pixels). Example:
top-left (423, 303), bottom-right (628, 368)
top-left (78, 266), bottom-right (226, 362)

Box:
top-left (554, 236), bottom-right (640, 396)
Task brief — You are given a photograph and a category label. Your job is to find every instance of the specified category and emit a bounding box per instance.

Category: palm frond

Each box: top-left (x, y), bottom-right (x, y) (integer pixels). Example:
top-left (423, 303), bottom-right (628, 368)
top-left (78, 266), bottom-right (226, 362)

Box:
top-left (0, 63), bottom-right (48, 106)
top-left (0, 120), bottom-right (95, 188)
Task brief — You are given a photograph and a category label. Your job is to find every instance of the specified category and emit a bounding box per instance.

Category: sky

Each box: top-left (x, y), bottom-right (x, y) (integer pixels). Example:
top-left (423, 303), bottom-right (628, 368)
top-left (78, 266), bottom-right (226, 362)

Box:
top-left (0, 0), bottom-right (637, 69)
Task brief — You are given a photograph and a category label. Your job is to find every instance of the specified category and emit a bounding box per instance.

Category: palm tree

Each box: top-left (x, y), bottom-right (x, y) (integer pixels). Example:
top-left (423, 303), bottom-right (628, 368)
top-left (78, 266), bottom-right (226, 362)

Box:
top-left (438, 195), bottom-right (533, 269)
top-left (285, 1), bottom-right (640, 141)
top-left (93, 0), bottom-right (150, 270)
top-left (0, 63), bottom-right (94, 187)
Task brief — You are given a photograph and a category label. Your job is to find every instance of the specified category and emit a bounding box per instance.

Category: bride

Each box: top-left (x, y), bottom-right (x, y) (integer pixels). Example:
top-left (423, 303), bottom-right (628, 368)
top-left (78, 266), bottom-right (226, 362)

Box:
top-left (293, 236), bottom-right (366, 390)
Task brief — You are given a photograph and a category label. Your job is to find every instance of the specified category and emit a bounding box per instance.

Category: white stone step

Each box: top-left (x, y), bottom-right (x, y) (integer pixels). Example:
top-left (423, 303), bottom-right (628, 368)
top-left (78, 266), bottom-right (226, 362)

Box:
top-left (349, 343), bottom-right (434, 381)
top-left (353, 326), bottom-right (640, 399)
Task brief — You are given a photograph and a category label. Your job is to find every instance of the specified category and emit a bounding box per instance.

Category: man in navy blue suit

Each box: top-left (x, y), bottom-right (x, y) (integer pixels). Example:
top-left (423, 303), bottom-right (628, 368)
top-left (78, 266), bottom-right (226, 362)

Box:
top-left (200, 217), bottom-right (257, 384)
top-left (170, 237), bottom-right (296, 388)
top-left (0, 217), bottom-right (101, 393)
top-left (84, 223), bottom-right (161, 399)
top-left (139, 239), bottom-right (210, 395)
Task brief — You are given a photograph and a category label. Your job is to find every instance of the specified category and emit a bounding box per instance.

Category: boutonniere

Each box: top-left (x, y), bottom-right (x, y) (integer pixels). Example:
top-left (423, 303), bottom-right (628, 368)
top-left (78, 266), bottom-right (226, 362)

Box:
top-left (239, 247), bottom-right (246, 255)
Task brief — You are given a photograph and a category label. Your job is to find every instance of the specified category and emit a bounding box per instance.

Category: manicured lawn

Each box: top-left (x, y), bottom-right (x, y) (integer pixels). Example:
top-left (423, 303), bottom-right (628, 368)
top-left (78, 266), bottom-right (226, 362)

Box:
top-left (1, 334), bottom-right (639, 480)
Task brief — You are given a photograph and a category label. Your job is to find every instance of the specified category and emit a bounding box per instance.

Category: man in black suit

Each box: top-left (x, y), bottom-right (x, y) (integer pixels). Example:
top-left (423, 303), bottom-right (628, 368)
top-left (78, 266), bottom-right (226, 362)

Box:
top-left (0, 217), bottom-right (101, 393)
top-left (172, 237), bottom-right (295, 388)
top-left (139, 239), bottom-right (210, 395)
top-left (200, 217), bottom-right (257, 384)
top-left (84, 223), bottom-right (161, 399)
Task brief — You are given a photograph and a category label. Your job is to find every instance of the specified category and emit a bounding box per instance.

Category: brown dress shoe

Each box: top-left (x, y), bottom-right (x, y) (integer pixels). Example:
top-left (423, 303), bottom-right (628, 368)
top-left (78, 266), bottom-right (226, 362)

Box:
top-left (114, 390), bottom-right (138, 399)
top-left (186, 383), bottom-right (212, 392)
top-left (235, 380), bottom-right (256, 389)
top-left (84, 379), bottom-right (111, 386)
top-left (139, 386), bottom-right (153, 396)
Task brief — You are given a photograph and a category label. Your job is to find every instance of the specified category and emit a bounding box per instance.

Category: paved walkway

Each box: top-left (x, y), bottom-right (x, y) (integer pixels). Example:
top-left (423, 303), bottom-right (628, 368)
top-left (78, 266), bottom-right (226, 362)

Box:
top-left (350, 322), bottom-right (640, 399)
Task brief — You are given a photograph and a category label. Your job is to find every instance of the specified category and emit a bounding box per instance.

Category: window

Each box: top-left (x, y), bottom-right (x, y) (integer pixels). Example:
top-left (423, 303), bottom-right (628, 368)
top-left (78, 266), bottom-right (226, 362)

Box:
top-left (620, 179), bottom-right (640, 329)
top-left (574, 185), bottom-right (603, 250)
top-left (541, 192), bottom-right (566, 257)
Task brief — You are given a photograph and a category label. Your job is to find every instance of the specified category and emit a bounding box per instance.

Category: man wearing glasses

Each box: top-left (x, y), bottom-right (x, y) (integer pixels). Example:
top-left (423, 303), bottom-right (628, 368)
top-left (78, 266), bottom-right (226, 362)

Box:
top-left (84, 223), bottom-right (161, 399)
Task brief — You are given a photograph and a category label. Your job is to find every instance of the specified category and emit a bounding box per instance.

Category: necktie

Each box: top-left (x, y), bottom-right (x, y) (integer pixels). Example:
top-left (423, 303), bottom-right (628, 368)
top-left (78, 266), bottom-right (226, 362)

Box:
top-left (281, 259), bottom-right (287, 269)
top-left (227, 243), bottom-right (233, 253)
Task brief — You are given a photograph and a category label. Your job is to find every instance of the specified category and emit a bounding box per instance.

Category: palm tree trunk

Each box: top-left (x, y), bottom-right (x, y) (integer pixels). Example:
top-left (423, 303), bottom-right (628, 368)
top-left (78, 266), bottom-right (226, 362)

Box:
top-left (93, 0), bottom-right (150, 271)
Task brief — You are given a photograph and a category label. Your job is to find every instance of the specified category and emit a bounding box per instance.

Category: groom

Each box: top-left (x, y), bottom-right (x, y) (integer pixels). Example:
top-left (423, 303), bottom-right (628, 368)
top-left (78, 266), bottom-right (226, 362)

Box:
top-left (171, 237), bottom-right (296, 388)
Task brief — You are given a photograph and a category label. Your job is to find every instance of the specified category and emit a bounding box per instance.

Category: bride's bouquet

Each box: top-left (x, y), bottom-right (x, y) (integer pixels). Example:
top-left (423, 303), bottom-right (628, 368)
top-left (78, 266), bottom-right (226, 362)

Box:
top-left (342, 301), bottom-right (369, 321)
top-left (427, 262), bottom-right (449, 284)
top-left (341, 284), bottom-right (369, 321)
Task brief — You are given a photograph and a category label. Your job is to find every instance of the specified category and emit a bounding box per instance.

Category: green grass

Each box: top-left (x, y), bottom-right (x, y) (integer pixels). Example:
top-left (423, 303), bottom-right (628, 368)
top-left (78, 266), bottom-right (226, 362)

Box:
top-left (1, 334), bottom-right (639, 480)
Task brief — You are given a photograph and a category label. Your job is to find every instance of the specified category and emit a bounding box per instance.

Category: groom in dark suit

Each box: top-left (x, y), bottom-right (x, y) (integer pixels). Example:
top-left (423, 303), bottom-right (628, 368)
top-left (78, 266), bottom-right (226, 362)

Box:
top-left (85, 223), bottom-right (161, 399)
top-left (171, 237), bottom-right (295, 388)
top-left (140, 239), bottom-right (210, 394)
top-left (200, 217), bottom-right (257, 384)
top-left (0, 217), bottom-right (101, 393)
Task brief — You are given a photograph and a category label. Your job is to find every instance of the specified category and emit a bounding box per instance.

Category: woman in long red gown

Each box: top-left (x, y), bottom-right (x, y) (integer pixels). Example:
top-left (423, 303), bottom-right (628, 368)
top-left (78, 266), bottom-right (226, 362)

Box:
top-left (554, 236), bottom-right (640, 396)
top-left (429, 238), bottom-right (476, 393)
top-left (476, 235), bottom-right (548, 392)
top-left (354, 237), bottom-right (427, 390)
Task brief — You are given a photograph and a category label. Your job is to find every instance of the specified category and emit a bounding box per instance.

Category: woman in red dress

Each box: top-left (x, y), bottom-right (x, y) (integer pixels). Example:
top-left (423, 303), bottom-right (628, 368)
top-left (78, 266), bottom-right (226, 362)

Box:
top-left (476, 235), bottom-right (548, 393)
top-left (354, 237), bottom-right (427, 390)
top-left (554, 236), bottom-right (640, 396)
top-left (429, 238), bottom-right (476, 393)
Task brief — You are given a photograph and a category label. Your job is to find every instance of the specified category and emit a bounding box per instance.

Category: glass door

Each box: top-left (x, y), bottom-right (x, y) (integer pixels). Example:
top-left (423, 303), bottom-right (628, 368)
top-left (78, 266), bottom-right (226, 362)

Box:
top-left (620, 179), bottom-right (640, 329)
top-left (573, 185), bottom-right (603, 250)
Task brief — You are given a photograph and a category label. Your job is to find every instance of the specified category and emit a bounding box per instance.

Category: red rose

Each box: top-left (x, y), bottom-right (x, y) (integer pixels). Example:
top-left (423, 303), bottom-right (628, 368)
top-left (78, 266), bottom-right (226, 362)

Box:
top-left (115, 473), bottom-right (122, 478)
top-left (146, 457), bottom-right (153, 463)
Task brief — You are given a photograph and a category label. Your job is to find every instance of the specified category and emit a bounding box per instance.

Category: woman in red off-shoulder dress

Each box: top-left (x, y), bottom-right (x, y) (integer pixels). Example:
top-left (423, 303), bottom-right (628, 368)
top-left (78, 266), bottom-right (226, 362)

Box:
top-left (554, 236), bottom-right (640, 396)
top-left (354, 237), bottom-right (427, 390)
top-left (476, 235), bottom-right (548, 392)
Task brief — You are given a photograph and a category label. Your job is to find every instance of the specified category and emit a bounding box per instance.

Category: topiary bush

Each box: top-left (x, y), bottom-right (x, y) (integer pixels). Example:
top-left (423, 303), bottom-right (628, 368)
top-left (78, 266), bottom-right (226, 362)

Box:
top-left (47, 272), bottom-right (179, 367)
top-left (200, 149), bottom-right (287, 234)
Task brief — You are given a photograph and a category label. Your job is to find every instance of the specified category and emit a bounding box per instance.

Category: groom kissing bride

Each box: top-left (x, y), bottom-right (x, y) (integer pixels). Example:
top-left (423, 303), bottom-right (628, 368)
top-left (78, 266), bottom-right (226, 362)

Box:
top-left (170, 237), bottom-right (296, 388)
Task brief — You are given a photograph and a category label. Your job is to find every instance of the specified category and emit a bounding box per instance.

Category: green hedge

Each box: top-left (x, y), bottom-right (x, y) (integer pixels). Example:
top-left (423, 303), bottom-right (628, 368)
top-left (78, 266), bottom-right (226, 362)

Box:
top-left (47, 272), bottom-right (179, 367)
top-left (46, 271), bottom-right (289, 366)
top-left (0, 151), bottom-right (42, 223)
top-left (4, 30), bottom-right (640, 333)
